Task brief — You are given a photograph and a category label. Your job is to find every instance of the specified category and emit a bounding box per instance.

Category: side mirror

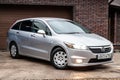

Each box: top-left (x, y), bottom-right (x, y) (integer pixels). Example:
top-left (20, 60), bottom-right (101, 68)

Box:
top-left (37, 30), bottom-right (46, 37)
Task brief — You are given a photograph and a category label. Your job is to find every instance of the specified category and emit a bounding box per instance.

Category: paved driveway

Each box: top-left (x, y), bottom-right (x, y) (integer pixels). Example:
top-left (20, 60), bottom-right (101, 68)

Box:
top-left (0, 51), bottom-right (120, 79)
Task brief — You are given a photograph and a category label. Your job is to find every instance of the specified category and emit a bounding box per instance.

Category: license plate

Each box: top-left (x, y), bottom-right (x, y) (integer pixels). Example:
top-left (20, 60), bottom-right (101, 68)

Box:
top-left (97, 54), bottom-right (111, 59)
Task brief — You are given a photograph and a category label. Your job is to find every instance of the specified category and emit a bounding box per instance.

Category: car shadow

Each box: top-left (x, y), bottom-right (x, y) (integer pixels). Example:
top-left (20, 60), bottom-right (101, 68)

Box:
top-left (69, 65), bottom-right (111, 72)
top-left (15, 56), bottom-right (111, 71)
top-left (20, 55), bottom-right (52, 66)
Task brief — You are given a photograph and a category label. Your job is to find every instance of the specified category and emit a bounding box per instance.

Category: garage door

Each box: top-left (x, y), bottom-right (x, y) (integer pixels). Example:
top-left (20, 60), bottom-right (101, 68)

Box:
top-left (0, 4), bottom-right (73, 49)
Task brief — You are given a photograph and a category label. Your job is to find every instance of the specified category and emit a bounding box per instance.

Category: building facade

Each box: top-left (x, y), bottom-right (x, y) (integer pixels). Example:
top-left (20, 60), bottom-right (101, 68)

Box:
top-left (0, 0), bottom-right (108, 50)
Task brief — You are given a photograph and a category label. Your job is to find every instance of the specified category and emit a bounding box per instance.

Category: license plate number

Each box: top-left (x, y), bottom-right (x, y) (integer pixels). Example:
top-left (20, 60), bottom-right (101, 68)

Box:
top-left (97, 54), bottom-right (111, 59)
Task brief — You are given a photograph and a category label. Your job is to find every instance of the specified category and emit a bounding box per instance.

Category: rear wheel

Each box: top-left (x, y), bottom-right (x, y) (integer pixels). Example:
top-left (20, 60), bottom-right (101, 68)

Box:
top-left (51, 48), bottom-right (68, 69)
top-left (10, 43), bottom-right (20, 58)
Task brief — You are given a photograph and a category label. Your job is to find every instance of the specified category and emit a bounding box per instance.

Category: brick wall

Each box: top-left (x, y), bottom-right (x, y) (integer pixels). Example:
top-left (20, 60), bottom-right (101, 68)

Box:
top-left (0, 0), bottom-right (108, 49)
top-left (75, 0), bottom-right (108, 38)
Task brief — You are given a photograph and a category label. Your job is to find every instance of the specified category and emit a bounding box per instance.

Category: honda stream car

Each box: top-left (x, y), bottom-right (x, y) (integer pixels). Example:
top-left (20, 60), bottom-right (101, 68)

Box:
top-left (7, 18), bottom-right (114, 69)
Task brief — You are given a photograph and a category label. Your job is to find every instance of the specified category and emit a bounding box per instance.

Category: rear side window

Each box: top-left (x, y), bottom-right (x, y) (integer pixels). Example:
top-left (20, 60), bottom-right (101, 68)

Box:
top-left (11, 22), bottom-right (21, 30)
top-left (20, 20), bottom-right (32, 32)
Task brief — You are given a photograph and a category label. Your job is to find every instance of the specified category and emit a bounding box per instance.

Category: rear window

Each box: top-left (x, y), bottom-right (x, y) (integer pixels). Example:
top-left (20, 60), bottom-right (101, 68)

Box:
top-left (11, 22), bottom-right (21, 30)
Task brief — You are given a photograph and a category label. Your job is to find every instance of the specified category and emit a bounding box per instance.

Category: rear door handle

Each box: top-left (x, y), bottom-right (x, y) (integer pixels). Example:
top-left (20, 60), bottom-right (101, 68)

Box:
top-left (16, 32), bottom-right (19, 34)
top-left (31, 34), bottom-right (35, 37)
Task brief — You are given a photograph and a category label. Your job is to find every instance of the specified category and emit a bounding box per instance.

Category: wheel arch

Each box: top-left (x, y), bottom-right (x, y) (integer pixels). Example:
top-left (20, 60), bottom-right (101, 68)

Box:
top-left (9, 41), bottom-right (17, 50)
top-left (50, 45), bottom-right (66, 61)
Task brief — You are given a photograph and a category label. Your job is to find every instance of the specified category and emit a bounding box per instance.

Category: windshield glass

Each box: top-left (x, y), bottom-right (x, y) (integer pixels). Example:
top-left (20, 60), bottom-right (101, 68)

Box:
top-left (47, 20), bottom-right (90, 34)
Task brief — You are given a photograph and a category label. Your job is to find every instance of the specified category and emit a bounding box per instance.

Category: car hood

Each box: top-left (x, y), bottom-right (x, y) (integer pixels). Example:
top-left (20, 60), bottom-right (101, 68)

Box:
top-left (55, 33), bottom-right (112, 46)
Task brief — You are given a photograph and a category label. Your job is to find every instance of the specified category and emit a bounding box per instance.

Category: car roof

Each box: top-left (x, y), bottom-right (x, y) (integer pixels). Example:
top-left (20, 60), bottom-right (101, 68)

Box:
top-left (16, 17), bottom-right (69, 22)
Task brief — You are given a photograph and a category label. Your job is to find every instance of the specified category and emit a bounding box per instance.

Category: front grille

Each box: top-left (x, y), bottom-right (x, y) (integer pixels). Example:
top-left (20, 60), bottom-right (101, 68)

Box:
top-left (89, 46), bottom-right (111, 53)
top-left (88, 58), bottom-right (112, 63)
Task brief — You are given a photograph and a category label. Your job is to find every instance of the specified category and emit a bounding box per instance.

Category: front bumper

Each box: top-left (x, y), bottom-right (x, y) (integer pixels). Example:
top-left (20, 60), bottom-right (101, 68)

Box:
top-left (67, 48), bottom-right (113, 67)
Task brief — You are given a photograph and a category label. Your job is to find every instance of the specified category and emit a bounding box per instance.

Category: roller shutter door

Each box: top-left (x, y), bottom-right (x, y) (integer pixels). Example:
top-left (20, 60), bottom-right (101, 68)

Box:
top-left (0, 5), bottom-right (73, 49)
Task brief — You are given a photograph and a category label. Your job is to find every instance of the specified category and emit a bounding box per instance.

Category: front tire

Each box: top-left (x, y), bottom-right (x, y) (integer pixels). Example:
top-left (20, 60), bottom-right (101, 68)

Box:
top-left (10, 43), bottom-right (20, 59)
top-left (51, 48), bottom-right (68, 69)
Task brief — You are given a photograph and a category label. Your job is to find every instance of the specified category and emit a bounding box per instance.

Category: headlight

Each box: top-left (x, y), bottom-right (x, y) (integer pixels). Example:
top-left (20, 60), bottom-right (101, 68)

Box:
top-left (73, 45), bottom-right (88, 50)
top-left (64, 42), bottom-right (88, 50)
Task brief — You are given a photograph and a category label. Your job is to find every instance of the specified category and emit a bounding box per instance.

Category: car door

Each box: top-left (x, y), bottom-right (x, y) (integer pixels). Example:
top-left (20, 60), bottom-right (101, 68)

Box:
top-left (29, 20), bottom-right (52, 60)
top-left (18, 20), bottom-right (33, 55)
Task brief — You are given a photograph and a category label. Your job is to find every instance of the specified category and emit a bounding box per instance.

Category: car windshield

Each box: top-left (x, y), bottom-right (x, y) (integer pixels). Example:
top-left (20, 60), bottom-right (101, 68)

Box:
top-left (47, 20), bottom-right (90, 34)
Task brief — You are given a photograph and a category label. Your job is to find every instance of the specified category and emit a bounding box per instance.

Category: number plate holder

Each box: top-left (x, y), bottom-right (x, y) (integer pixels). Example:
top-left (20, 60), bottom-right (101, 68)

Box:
top-left (97, 54), bottom-right (111, 60)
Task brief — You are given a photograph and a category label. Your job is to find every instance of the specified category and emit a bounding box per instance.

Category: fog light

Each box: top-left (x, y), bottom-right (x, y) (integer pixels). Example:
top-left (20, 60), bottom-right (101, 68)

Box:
top-left (76, 59), bottom-right (83, 63)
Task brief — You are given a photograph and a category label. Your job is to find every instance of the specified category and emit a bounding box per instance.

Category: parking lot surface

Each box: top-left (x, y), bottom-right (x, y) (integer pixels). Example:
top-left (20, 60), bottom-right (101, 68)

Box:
top-left (0, 51), bottom-right (120, 80)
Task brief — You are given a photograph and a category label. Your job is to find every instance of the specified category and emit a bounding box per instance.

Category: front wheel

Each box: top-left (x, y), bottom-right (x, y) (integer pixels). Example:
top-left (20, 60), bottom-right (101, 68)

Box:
top-left (51, 48), bottom-right (68, 69)
top-left (10, 43), bottom-right (20, 59)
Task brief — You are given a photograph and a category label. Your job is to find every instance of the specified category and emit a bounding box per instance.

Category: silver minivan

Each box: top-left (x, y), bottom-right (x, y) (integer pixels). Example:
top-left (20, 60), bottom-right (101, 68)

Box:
top-left (7, 18), bottom-right (114, 69)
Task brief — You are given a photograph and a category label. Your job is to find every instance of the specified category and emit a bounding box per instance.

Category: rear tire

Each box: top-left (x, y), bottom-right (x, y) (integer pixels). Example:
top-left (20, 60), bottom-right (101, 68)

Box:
top-left (10, 43), bottom-right (20, 59)
top-left (51, 48), bottom-right (68, 69)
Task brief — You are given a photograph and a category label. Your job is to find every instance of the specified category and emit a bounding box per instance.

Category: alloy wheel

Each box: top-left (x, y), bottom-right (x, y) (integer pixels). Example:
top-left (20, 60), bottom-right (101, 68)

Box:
top-left (10, 45), bottom-right (17, 57)
top-left (53, 51), bottom-right (67, 68)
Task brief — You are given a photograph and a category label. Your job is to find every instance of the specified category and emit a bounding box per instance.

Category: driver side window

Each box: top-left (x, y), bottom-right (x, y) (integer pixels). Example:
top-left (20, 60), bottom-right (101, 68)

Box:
top-left (32, 21), bottom-right (51, 36)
